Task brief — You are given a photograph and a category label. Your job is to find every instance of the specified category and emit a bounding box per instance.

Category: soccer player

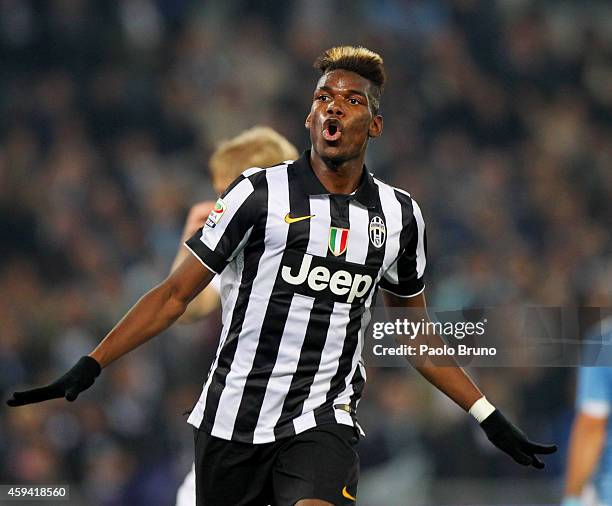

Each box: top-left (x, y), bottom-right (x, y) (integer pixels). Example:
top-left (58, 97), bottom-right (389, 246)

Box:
top-left (170, 125), bottom-right (299, 324)
top-left (172, 126), bottom-right (298, 506)
top-left (7, 46), bottom-right (556, 506)
top-left (563, 317), bottom-right (612, 506)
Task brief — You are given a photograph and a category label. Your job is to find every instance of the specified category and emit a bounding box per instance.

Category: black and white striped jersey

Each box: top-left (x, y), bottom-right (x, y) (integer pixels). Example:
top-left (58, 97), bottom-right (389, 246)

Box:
top-left (185, 150), bottom-right (426, 444)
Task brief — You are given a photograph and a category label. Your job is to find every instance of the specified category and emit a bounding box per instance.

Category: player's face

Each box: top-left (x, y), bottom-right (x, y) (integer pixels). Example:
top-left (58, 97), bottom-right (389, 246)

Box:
top-left (306, 69), bottom-right (383, 164)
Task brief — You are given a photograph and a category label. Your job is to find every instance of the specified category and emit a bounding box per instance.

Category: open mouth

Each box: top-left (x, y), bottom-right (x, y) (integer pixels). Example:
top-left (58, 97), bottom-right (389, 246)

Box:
top-left (322, 119), bottom-right (343, 142)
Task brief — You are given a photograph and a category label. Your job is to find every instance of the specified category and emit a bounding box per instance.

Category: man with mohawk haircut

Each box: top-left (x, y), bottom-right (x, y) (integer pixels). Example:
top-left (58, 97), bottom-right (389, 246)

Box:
top-left (7, 46), bottom-right (556, 506)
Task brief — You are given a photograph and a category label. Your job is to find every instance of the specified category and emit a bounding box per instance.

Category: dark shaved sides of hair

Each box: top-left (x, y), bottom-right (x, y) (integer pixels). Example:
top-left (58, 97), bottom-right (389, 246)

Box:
top-left (314, 46), bottom-right (386, 114)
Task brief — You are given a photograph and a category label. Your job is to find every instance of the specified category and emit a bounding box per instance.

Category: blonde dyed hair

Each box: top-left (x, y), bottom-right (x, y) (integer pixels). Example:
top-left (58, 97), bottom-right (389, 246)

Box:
top-left (209, 126), bottom-right (299, 191)
top-left (314, 46), bottom-right (386, 113)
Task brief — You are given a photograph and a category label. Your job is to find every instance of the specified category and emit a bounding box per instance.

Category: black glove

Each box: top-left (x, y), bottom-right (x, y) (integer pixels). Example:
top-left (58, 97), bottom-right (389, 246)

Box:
top-left (480, 409), bottom-right (557, 469)
top-left (6, 356), bottom-right (101, 406)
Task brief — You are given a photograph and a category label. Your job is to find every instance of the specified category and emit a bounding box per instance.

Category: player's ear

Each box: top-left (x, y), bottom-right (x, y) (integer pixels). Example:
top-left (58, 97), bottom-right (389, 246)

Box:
top-left (305, 112), bottom-right (311, 129)
top-left (368, 115), bottom-right (383, 138)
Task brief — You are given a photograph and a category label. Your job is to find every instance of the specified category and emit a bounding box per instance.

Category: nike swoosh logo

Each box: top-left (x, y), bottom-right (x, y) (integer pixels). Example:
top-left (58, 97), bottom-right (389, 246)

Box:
top-left (284, 213), bottom-right (315, 224)
top-left (342, 486), bottom-right (356, 502)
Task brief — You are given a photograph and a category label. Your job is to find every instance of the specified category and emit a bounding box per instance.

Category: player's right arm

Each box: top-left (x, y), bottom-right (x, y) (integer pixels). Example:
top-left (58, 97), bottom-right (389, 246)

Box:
top-left (6, 255), bottom-right (214, 407)
top-left (7, 171), bottom-right (260, 406)
top-left (7, 171), bottom-right (262, 407)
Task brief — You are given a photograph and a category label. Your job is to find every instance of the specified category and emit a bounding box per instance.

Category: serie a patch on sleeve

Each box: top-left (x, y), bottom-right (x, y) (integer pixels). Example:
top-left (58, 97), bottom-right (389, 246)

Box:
top-left (205, 198), bottom-right (227, 228)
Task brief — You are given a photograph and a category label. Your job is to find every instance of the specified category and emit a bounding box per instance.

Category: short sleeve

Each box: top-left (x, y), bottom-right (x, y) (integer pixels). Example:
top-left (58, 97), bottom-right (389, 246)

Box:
top-left (185, 172), bottom-right (262, 274)
top-left (576, 366), bottom-right (612, 418)
top-left (379, 198), bottom-right (426, 298)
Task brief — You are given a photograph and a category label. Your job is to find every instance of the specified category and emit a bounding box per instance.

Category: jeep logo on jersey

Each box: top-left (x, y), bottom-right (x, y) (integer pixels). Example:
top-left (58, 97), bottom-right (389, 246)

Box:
top-left (369, 216), bottom-right (386, 248)
top-left (281, 252), bottom-right (375, 304)
top-left (329, 227), bottom-right (349, 256)
top-left (205, 198), bottom-right (226, 228)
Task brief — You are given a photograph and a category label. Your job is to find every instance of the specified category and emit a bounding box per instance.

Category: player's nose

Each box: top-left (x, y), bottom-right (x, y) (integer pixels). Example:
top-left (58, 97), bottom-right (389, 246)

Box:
top-left (326, 100), bottom-right (344, 116)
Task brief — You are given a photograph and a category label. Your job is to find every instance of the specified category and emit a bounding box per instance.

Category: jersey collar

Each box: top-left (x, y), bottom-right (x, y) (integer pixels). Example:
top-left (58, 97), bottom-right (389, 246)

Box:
top-left (293, 150), bottom-right (378, 209)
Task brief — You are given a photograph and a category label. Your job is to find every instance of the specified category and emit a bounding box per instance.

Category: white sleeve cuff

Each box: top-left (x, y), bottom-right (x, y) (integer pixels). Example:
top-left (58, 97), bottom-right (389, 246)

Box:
top-left (469, 397), bottom-right (496, 423)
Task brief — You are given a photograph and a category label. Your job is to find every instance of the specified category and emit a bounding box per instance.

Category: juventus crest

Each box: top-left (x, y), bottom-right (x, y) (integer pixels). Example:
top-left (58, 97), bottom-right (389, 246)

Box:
top-left (369, 216), bottom-right (386, 248)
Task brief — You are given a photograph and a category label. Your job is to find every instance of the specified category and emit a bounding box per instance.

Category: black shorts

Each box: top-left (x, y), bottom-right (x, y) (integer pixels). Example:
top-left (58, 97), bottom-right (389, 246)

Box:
top-left (193, 423), bottom-right (360, 506)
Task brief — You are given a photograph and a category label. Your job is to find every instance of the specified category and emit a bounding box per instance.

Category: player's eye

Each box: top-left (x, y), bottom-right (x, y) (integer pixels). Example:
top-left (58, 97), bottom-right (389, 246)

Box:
top-left (316, 95), bottom-right (330, 102)
top-left (349, 98), bottom-right (361, 105)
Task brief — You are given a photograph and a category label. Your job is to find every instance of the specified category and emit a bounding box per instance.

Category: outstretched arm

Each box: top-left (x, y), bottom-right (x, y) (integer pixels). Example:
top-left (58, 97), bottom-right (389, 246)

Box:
top-left (8, 170), bottom-right (263, 408)
top-left (382, 289), bottom-right (557, 468)
top-left (7, 254), bottom-right (214, 406)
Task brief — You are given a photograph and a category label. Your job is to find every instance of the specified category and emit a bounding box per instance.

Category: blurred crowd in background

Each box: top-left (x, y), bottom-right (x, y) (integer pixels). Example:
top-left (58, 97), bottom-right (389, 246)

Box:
top-left (1, 1), bottom-right (611, 504)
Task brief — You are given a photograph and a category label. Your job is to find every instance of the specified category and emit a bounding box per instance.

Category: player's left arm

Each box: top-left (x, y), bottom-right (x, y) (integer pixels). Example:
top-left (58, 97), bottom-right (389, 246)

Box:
top-left (382, 289), bottom-right (557, 468)
top-left (380, 196), bottom-right (555, 467)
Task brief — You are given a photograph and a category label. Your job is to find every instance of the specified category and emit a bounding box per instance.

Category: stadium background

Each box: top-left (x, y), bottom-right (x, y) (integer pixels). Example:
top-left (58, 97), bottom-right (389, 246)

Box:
top-left (1, 1), bottom-right (610, 504)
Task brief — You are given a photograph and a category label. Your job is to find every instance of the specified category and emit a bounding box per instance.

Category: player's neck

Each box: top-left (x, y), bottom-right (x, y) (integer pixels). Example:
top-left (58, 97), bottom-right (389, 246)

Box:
top-left (309, 149), bottom-right (365, 195)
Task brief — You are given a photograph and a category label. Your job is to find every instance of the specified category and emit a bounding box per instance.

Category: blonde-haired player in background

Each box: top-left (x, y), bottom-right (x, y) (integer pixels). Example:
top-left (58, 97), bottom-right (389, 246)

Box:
top-left (171, 126), bottom-right (298, 506)
top-left (170, 125), bottom-right (299, 322)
